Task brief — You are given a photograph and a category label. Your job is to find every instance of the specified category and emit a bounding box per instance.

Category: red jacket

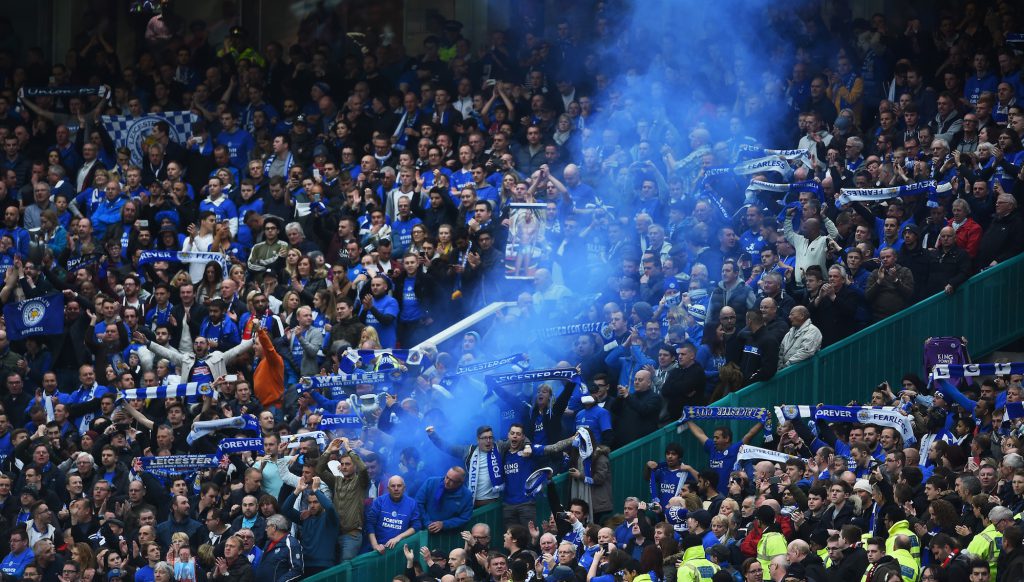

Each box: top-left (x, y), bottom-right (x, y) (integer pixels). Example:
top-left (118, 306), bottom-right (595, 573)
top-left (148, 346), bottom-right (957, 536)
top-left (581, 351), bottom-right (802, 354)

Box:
top-left (948, 217), bottom-right (982, 258)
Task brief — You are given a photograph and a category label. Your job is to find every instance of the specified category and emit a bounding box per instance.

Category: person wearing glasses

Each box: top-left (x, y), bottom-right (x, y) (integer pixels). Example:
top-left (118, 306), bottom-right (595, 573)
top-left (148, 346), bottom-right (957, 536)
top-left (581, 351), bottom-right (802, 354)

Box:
top-left (246, 216), bottom-right (289, 275)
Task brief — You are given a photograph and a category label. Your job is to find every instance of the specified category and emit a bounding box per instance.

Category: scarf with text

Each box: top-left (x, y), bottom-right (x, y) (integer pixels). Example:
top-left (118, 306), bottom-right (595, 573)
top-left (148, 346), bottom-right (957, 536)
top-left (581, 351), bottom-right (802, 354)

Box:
top-left (677, 406), bottom-right (773, 441)
top-left (836, 180), bottom-right (936, 206)
top-left (485, 368), bottom-right (580, 389)
top-left (736, 444), bottom-right (797, 464)
top-left (298, 372), bottom-right (392, 398)
top-left (455, 353), bottom-right (529, 376)
top-left (468, 446), bottom-right (505, 493)
top-left (739, 146), bottom-right (813, 170)
top-left (282, 431), bottom-right (328, 450)
top-left (186, 414), bottom-right (259, 444)
top-left (536, 322), bottom-right (615, 343)
top-left (317, 414), bottom-right (363, 429)
top-left (218, 437), bottom-right (265, 455)
top-left (573, 428), bottom-right (595, 485)
top-left (931, 362), bottom-right (1024, 379)
top-left (139, 250), bottom-right (228, 272)
top-left (139, 454), bottom-right (220, 476)
top-left (814, 405), bottom-right (916, 444)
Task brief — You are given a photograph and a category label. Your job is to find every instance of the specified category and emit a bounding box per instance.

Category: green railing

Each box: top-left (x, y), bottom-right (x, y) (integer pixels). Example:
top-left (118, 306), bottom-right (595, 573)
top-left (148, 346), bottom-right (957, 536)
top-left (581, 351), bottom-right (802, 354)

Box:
top-left (308, 253), bottom-right (1024, 581)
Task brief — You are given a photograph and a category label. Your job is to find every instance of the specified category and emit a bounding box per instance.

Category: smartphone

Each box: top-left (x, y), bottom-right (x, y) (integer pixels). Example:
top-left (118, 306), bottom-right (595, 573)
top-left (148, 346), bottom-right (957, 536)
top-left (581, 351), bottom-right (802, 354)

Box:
top-left (225, 375), bottom-right (238, 382)
top-left (769, 476), bottom-right (781, 485)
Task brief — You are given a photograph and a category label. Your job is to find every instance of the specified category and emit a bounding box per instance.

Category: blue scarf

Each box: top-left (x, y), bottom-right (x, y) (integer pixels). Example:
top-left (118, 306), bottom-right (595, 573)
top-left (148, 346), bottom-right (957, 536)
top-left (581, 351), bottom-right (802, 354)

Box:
top-left (932, 362), bottom-right (1024, 379)
top-left (536, 321), bottom-right (615, 343)
top-left (573, 428), bottom-right (595, 485)
top-left (121, 381), bottom-right (215, 400)
top-left (678, 406), bottom-right (773, 441)
top-left (455, 353), bottom-right (529, 376)
top-left (218, 437), bottom-right (265, 455)
top-left (485, 368), bottom-right (580, 389)
top-left (139, 454), bottom-right (220, 476)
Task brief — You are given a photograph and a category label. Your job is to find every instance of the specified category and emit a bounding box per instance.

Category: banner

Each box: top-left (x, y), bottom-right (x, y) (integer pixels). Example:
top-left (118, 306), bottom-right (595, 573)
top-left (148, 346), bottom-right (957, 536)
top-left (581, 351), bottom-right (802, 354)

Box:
top-left (122, 382), bottom-right (215, 400)
top-left (20, 85), bottom-right (109, 100)
top-left (455, 353), bottom-right (529, 376)
top-left (298, 372), bottom-right (391, 397)
top-left (485, 368), bottom-right (580, 389)
top-left (931, 362), bottom-right (1024, 379)
top-left (815, 405), bottom-right (916, 445)
top-left (218, 437), bottom-right (265, 455)
top-left (139, 454), bottom-right (220, 476)
top-left (505, 203), bottom-right (550, 280)
top-left (101, 111), bottom-right (198, 166)
top-left (139, 250), bottom-right (228, 272)
top-left (737, 445), bottom-right (796, 464)
top-left (4, 293), bottom-right (64, 340)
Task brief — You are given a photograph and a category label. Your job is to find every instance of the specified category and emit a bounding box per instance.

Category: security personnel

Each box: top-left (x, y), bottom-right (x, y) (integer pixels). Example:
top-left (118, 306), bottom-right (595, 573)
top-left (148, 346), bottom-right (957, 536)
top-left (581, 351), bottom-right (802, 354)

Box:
top-left (889, 535), bottom-right (920, 582)
top-left (966, 507), bottom-right (1005, 579)
top-left (885, 507), bottom-right (922, 563)
top-left (677, 533), bottom-right (719, 582)
top-left (755, 506), bottom-right (787, 580)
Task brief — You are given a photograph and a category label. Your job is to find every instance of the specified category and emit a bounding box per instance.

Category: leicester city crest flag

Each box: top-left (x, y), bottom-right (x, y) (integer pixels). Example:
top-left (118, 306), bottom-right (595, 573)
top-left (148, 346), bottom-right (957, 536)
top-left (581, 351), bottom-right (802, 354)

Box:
top-left (101, 111), bottom-right (198, 166)
top-left (4, 293), bottom-right (64, 340)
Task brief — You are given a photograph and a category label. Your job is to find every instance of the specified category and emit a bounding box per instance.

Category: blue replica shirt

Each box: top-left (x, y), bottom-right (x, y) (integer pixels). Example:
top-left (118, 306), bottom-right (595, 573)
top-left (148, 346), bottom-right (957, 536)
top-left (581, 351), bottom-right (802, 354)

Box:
top-left (739, 229), bottom-right (767, 255)
top-left (364, 294), bottom-right (399, 347)
top-left (399, 277), bottom-right (423, 322)
top-left (215, 128), bottom-right (257, 173)
top-left (199, 197), bottom-right (239, 230)
top-left (575, 406), bottom-right (612, 443)
top-left (199, 317), bottom-right (241, 350)
top-left (502, 448), bottom-right (535, 505)
top-left (703, 440), bottom-right (742, 488)
top-left (650, 463), bottom-right (690, 506)
top-left (0, 549), bottom-right (33, 578)
top-left (367, 494), bottom-right (421, 545)
top-left (450, 168), bottom-right (474, 191)
top-left (391, 216), bottom-right (422, 254)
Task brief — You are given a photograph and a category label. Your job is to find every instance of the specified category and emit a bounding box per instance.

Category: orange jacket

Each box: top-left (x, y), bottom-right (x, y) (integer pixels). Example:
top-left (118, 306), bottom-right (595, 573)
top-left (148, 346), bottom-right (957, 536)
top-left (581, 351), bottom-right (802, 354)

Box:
top-left (253, 328), bottom-right (284, 408)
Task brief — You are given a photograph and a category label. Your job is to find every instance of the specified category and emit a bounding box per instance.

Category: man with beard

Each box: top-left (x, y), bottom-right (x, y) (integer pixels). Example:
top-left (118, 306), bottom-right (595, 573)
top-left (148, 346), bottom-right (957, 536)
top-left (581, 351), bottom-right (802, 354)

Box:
top-left (359, 274), bottom-right (399, 348)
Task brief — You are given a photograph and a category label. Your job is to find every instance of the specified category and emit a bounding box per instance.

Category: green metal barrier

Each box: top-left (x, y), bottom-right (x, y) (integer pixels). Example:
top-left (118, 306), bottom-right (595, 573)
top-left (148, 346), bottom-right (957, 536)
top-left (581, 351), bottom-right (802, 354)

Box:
top-left (305, 253), bottom-right (1024, 581)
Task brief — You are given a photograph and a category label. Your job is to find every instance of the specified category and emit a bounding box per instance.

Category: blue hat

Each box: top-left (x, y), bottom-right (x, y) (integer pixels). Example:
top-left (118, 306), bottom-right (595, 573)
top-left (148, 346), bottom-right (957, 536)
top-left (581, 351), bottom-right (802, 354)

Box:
top-left (665, 279), bottom-right (681, 292)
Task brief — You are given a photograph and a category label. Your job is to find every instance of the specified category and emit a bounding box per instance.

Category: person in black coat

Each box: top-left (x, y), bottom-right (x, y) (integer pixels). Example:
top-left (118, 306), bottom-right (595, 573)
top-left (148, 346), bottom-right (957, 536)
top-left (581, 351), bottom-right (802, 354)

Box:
top-left (975, 195), bottom-right (1024, 270)
top-left (806, 265), bottom-right (863, 347)
top-left (925, 227), bottom-right (973, 297)
top-left (898, 225), bottom-right (932, 301)
top-left (826, 524), bottom-right (869, 582)
top-left (661, 343), bottom-right (705, 420)
top-left (737, 311), bottom-right (778, 385)
top-left (608, 368), bottom-right (663, 448)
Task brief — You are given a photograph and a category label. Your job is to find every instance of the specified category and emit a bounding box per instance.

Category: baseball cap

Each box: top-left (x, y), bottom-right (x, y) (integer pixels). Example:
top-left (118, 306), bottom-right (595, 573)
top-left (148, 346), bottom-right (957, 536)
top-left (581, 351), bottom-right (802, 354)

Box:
top-left (690, 509), bottom-right (712, 529)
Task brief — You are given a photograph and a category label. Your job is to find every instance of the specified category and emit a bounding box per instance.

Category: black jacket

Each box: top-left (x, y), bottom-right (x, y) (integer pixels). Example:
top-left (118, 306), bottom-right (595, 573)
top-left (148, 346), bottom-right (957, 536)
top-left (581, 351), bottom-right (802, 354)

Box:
top-left (662, 362), bottom-right (705, 419)
top-left (899, 243), bottom-right (932, 301)
top-left (738, 326), bottom-right (779, 385)
top-left (976, 209), bottom-right (1024, 270)
top-left (808, 285), bottom-right (863, 347)
top-left (608, 388), bottom-right (663, 448)
top-left (925, 246), bottom-right (972, 296)
top-left (826, 545), bottom-right (868, 582)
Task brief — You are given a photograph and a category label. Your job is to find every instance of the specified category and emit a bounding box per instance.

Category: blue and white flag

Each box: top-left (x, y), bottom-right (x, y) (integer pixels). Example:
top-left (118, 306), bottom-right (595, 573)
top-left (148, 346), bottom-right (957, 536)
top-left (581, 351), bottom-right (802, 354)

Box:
top-left (101, 111), bottom-right (198, 166)
top-left (836, 180), bottom-right (936, 206)
top-left (218, 437), bottom-right (265, 455)
top-left (122, 382), bottom-right (215, 400)
top-left (139, 250), bottom-right (228, 272)
top-left (931, 362), bottom-right (1024, 379)
top-left (455, 353), bottom-right (529, 376)
top-left (4, 293), bottom-right (64, 340)
top-left (139, 454), bottom-right (220, 476)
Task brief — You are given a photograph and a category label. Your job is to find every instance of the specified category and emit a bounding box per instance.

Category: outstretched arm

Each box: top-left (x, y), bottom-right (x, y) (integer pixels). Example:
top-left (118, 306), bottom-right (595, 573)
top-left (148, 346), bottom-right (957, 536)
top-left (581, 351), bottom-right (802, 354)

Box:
top-left (741, 422), bottom-right (764, 445)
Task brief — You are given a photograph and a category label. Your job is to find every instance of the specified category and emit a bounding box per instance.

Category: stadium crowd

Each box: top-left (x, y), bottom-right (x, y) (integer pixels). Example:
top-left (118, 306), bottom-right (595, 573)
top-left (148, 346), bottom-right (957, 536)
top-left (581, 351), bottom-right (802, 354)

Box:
top-left (0, 0), bottom-right (1022, 581)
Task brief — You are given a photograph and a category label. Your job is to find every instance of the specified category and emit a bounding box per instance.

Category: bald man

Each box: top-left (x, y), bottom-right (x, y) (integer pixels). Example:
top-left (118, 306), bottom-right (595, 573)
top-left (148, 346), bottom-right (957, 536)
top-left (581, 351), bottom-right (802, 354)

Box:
top-left (926, 225), bottom-right (971, 296)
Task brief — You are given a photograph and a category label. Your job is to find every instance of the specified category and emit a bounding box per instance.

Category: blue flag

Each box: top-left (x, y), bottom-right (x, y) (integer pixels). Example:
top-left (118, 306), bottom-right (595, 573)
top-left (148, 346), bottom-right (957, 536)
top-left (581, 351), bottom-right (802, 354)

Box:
top-left (4, 293), bottom-right (64, 340)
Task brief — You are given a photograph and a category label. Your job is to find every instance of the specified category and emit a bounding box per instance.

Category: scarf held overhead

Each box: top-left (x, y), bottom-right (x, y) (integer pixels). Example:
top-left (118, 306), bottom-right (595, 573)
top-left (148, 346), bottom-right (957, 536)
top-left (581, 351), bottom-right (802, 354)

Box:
top-left (677, 406), bottom-right (773, 441)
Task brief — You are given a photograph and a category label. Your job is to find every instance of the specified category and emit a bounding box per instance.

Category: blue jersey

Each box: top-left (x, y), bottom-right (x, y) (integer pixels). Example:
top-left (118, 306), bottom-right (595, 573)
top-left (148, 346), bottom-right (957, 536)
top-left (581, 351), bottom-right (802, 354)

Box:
top-left (704, 440), bottom-right (742, 488)
top-left (0, 549), bottom-right (33, 578)
top-left (367, 495), bottom-right (421, 545)
top-left (575, 406), bottom-right (612, 444)
top-left (399, 277), bottom-right (423, 322)
top-left (391, 217), bottom-right (422, 254)
top-left (650, 463), bottom-right (690, 506)
top-left (502, 448), bottom-right (535, 504)
top-left (199, 317), bottom-right (241, 350)
top-left (215, 129), bottom-right (256, 173)
top-left (364, 295), bottom-right (399, 347)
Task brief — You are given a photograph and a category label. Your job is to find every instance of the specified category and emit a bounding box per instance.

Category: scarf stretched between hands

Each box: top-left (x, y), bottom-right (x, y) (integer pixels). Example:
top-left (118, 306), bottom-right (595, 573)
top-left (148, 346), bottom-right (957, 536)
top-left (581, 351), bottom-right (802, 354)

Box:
top-left (186, 414), bottom-right (259, 445)
top-left (836, 180), bottom-right (936, 206)
top-left (677, 406), bottom-right (773, 441)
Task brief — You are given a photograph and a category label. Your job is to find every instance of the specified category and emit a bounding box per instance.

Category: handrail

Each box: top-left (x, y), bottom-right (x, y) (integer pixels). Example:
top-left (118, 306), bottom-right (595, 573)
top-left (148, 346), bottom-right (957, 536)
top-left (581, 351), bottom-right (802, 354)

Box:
top-left (304, 252), bottom-right (1024, 581)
